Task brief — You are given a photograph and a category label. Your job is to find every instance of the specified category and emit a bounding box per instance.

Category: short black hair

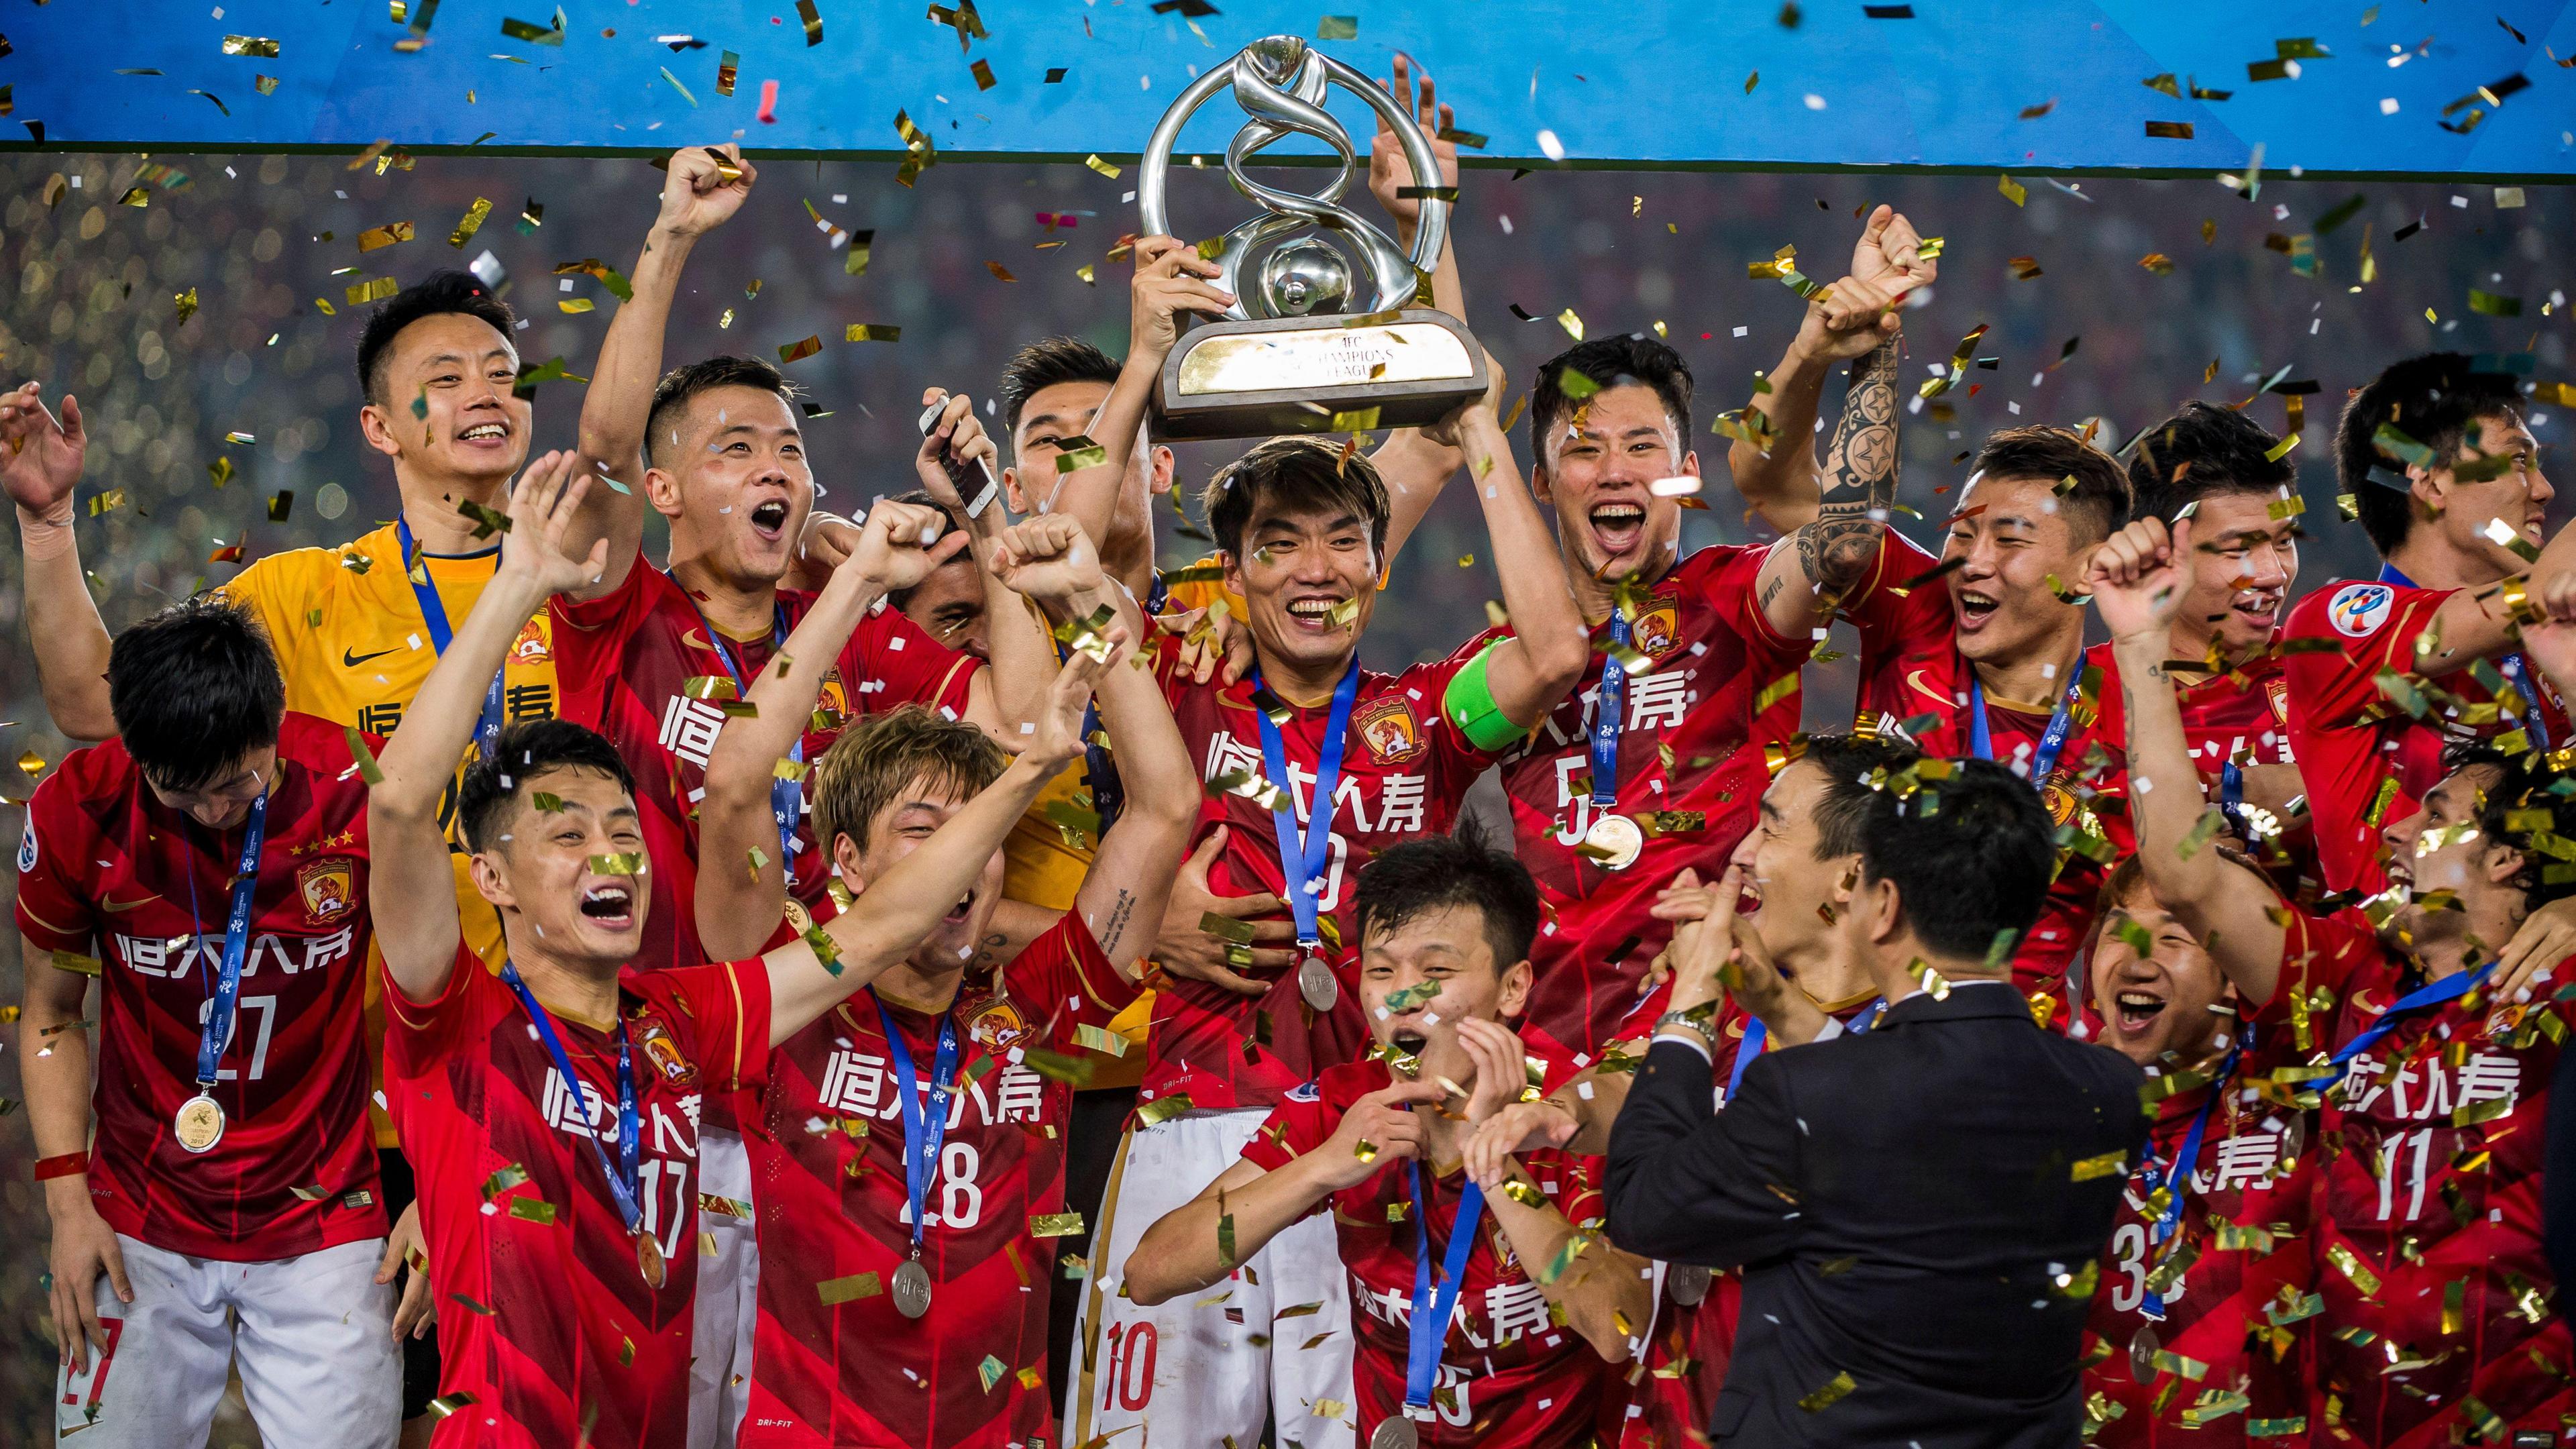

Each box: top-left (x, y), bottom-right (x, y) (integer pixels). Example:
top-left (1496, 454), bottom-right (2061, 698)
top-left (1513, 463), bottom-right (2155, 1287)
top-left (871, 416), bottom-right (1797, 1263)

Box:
top-left (2125, 402), bottom-right (2295, 523)
top-left (1855, 756), bottom-right (2057, 962)
top-left (643, 355), bottom-right (801, 468)
top-left (1799, 733), bottom-right (1925, 861)
top-left (2336, 352), bottom-right (2528, 556)
top-left (108, 596), bottom-right (285, 793)
top-left (999, 336), bottom-right (1122, 439)
top-left (1970, 425), bottom-right (2131, 544)
top-left (2440, 743), bottom-right (2576, 916)
top-left (1352, 822), bottom-right (1542, 968)
top-left (1529, 335), bottom-right (1695, 464)
top-left (355, 270), bottom-right (517, 409)
top-left (458, 720), bottom-right (638, 854)
top-left (886, 488), bottom-right (970, 613)
top-left (1201, 435), bottom-right (1391, 561)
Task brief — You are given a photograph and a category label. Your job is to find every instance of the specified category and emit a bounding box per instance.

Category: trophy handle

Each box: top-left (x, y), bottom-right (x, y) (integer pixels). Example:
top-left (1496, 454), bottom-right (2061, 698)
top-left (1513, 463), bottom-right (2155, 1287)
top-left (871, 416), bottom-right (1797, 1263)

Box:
top-left (1135, 40), bottom-right (1452, 323)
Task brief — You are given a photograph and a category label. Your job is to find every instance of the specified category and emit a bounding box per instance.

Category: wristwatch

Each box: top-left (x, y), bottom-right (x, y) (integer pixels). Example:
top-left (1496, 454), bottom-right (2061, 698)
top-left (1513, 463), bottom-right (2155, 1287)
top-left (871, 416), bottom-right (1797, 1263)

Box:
top-left (1653, 1008), bottom-right (1718, 1048)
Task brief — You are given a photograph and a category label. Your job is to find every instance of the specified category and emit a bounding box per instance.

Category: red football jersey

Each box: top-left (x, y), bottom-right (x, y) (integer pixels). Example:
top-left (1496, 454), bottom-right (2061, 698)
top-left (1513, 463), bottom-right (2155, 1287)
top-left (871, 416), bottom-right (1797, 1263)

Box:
top-left (1242, 1058), bottom-right (1616, 1448)
top-left (741, 916), bottom-right (1139, 1448)
top-left (1606, 981), bottom-right (1886, 1449)
top-left (550, 554), bottom-right (979, 978)
top-left (2279, 578), bottom-right (2569, 896)
top-left (1456, 544), bottom-right (1810, 1061)
top-left (2085, 642), bottom-right (2316, 894)
top-left (1841, 531), bottom-right (2131, 1021)
top-left (384, 945), bottom-right (771, 1449)
top-left (13, 714), bottom-right (382, 1262)
top-left (1141, 642), bottom-right (1502, 1114)
top-left (2078, 1035), bottom-right (2319, 1449)
top-left (2261, 908), bottom-right (2575, 1448)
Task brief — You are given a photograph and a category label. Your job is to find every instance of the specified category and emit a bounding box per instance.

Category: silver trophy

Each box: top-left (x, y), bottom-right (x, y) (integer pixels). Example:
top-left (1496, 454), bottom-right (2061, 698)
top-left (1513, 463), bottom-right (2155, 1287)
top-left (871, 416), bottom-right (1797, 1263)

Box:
top-left (1138, 36), bottom-right (1489, 440)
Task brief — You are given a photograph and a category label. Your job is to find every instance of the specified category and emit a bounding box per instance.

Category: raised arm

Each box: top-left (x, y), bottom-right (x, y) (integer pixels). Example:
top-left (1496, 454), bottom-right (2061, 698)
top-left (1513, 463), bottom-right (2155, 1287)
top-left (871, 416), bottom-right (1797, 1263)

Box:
top-left (1364, 54), bottom-right (1469, 564)
top-left (1, 383), bottom-right (115, 741)
top-left (1727, 206), bottom-right (1933, 533)
top-left (914, 386), bottom-right (1044, 741)
top-left (566, 144), bottom-right (757, 600)
top-left (985, 514), bottom-right (1195, 977)
top-left (1753, 339), bottom-right (1903, 639)
top-left (758, 638), bottom-right (1108, 1045)
top-left (2090, 515), bottom-right (2289, 1002)
top-left (1124, 1078), bottom-right (1446, 1305)
top-left (368, 453), bottom-right (605, 1002)
top-left (1437, 392), bottom-right (1591, 729)
top-left (695, 498), bottom-right (963, 958)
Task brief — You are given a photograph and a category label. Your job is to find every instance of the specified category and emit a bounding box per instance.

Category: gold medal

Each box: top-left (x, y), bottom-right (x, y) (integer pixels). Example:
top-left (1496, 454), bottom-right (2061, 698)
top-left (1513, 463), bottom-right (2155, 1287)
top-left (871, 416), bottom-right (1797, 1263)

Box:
top-left (1297, 955), bottom-right (1340, 1012)
top-left (172, 1093), bottom-right (226, 1154)
top-left (1580, 813), bottom-right (1644, 871)
top-left (637, 1230), bottom-right (667, 1290)
top-left (783, 898), bottom-right (814, 934)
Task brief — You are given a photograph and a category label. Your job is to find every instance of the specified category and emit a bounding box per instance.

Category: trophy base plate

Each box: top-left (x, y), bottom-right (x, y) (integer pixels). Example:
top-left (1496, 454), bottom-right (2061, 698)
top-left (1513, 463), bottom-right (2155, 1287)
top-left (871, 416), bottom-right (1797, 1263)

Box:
top-left (1155, 309), bottom-right (1489, 441)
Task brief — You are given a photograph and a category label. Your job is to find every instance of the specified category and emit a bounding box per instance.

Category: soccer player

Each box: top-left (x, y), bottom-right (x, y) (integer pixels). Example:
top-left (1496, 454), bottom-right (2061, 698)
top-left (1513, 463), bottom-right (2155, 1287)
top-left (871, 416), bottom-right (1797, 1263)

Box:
top-left (1126, 832), bottom-right (1654, 1449)
top-left (2286, 352), bottom-right (2576, 895)
top-left (365, 453), bottom-right (1108, 1448)
top-left (1067, 396), bottom-right (1590, 1449)
top-left (1471, 244), bottom-right (1914, 1059)
top-left (2100, 513), bottom-right (2576, 1448)
top-left (2082, 403), bottom-right (2311, 892)
top-left (696, 511), bottom-right (1194, 1446)
top-left (2074, 857), bottom-right (2316, 1447)
top-left (21, 596), bottom-right (396, 1446)
top-left (1461, 733), bottom-right (1915, 1449)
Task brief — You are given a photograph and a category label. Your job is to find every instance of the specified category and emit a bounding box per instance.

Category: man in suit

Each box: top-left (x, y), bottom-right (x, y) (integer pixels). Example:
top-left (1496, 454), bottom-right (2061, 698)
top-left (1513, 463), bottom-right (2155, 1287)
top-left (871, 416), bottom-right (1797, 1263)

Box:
top-left (1605, 753), bottom-right (2149, 1449)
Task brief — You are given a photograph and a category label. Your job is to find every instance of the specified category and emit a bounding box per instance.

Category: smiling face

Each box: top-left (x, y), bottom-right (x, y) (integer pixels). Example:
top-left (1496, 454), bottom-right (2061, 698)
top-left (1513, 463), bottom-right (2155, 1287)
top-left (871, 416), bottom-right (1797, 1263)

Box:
top-left (833, 772), bottom-right (1008, 975)
top-left (1359, 902), bottom-right (1532, 1085)
top-left (1727, 759), bottom-right (1854, 973)
top-left (1943, 473), bottom-right (2090, 667)
top-left (471, 765), bottom-right (650, 973)
top-left (649, 384), bottom-right (814, 588)
top-left (360, 312), bottom-right (531, 490)
top-left (1534, 384), bottom-right (1692, 587)
top-left (1226, 499), bottom-right (1379, 681)
top-left (2177, 490), bottom-right (2300, 656)
top-left (2088, 875), bottom-right (2235, 1068)
top-left (144, 746), bottom-right (278, 832)
top-left (1006, 378), bottom-right (1171, 521)
top-left (2429, 413), bottom-right (2553, 578)
top-left (2380, 762), bottom-right (2527, 955)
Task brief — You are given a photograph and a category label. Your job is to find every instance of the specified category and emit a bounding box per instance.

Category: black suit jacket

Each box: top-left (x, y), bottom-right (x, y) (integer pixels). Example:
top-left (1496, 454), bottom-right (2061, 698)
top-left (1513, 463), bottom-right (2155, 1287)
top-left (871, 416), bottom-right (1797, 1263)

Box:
top-left (1605, 983), bottom-right (2149, 1449)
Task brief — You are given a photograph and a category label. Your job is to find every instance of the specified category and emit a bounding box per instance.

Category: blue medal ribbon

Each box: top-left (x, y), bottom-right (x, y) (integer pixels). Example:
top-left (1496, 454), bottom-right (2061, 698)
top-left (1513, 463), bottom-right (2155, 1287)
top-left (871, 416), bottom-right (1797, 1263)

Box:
top-left (500, 962), bottom-right (645, 1238)
top-left (1727, 998), bottom-right (1887, 1097)
top-left (2135, 1044), bottom-right (2241, 1319)
top-left (2379, 562), bottom-right (2552, 751)
top-left (1969, 672), bottom-right (2084, 788)
top-left (874, 990), bottom-right (961, 1254)
top-left (1589, 612), bottom-right (1631, 810)
top-left (1401, 1159), bottom-right (1485, 1419)
top-left (396, 520), bottom-right (506, 759)
top-left (673, 579), bottom-right (804, 875)
top-left (184, 791), bottom-right (270, 1092)
top-left (2219, 759), bottom-right (2247, 839)
top-left (1252, 661), bottom-right (1362, 952)
top-left (2320, 961), bottom-right (2495, 1088)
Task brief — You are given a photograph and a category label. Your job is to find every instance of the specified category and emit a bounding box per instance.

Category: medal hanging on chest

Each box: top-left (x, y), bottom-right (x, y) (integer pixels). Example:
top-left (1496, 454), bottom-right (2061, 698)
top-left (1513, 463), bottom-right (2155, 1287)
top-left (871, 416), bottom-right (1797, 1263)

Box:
top-left (1377, 1159), bottom-right (1485, 1449)
top-left (501, 962), bottom-right (660, 1289)
top-left (875, 991), bottom-right (961, 1321)
top-left (1578, 610), bottom-right (1644, 871)
top-left (1254, 663), bottom-right (1362, 1012)
top-left (1666, 1263), bottom-right (1715, 1307)
top-left (176, 791), bottom-right (271, 1155)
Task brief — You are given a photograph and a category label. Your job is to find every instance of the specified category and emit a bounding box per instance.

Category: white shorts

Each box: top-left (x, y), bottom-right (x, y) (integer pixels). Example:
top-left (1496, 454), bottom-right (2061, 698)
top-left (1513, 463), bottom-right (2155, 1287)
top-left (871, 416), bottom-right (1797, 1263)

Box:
top-left (56, 1234), bottom-right (398, 1446)
top-left (1064, 1108), bottom-right (1355, 1449)
top-left (692, 1126), bottom-right (759, 1449)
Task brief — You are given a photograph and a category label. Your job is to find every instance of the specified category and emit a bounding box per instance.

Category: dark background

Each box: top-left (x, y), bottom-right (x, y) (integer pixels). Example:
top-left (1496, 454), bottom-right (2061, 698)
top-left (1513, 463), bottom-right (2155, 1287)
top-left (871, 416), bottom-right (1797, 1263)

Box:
top-left (0, 147), bottom-right (2568, 1440)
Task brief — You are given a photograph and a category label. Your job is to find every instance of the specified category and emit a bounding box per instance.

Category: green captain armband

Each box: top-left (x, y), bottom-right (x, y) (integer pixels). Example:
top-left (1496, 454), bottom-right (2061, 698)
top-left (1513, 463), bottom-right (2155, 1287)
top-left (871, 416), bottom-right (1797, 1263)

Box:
top-left (1444, 642), bottom-right (1529, 751)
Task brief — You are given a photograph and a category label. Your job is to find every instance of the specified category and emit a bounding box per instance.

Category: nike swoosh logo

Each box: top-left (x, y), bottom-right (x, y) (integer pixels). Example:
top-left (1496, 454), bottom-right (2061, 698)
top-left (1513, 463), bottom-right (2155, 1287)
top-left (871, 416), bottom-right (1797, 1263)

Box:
top-left (1905, 669), bottom-right (1951, 706)
top-left (343, 645), bottom-right (402, 667)
top-left (101, 894), bottom-right (160, 913)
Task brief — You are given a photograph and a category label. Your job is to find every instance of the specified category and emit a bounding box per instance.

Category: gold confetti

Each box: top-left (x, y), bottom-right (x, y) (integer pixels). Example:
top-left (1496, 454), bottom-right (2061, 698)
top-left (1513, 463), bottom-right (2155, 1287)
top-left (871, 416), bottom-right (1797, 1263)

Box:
top-left (845, 323), bottom-right (901, 342)
top-left (586, 853), bottom-right (645, 875)
top-left (174, 288), bottom-right (200, 324)
top-left (796, 0), bottom-right (824, 45)
top-left (222, 35), bottom-right (282, 57)
top-left (559, 298), bottom-right (595, 314)
top-left (358, 221), bottom-right (415, 252)
top-left (778, 335), bottom-right (824, 364)
top-left (1797, 1371), bottom-right (1858, 1412)
top-left (448, 197), bottom-right (493, 248)
top-left (1029, 1212), bottom-right (1085, 1238)
top-left (1085, 154), bottom-right (1122, 179)
top-left (818, 1273), bottom-right (882, 1304)
top-left (2070, 1149), bottom-right (2127, 1181)
top-left (1998, 174), bottom-right (2027, 207)
top-left (345, 276), bottom-right (399, 306)
top-left (1556, 307), bottom-right (1585, 341)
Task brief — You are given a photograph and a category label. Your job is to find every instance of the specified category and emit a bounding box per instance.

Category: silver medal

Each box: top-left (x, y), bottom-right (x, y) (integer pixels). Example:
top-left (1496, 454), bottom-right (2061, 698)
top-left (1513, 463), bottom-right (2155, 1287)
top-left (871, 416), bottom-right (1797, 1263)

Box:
top-left (2128, 1324), bottom-right (2161, 1385)
top-left (1581, 813), bottom-right (1645, 871)
top-left (1667, 1264), bottom-right (1714, 1307)
top-left (892, 1258), bottom-right (934, 1319)
top-left (1297, 954), bottom-right (1340, 1012)
top-left (1368, 1417), bottom-right (1420, 1449)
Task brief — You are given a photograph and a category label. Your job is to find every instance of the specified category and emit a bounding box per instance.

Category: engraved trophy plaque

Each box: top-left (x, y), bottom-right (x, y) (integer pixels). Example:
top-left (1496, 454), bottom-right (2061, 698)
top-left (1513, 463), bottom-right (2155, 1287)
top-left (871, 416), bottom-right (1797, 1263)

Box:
top-left (1137, 35), bottom-right (1489, 440)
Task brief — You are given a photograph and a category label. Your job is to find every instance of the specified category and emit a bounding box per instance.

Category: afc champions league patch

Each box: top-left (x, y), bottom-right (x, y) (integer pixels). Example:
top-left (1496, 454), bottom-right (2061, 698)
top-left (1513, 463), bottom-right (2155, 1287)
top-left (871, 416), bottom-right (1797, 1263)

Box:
top-left (1350, 694), bottom-right (1427, 767)
top-left (2328, 582), bottom-right (2395, 639)
top-left (17, 816), bottom-right (35, 874)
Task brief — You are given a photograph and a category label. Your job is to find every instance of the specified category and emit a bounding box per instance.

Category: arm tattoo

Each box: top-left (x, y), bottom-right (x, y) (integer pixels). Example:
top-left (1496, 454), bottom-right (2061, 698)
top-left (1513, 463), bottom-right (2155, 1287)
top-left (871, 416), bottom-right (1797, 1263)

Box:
top-left (1097, 888), bottom-right (1139, 957)
top-left (1796, 339), bottom-right (1904, 598)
